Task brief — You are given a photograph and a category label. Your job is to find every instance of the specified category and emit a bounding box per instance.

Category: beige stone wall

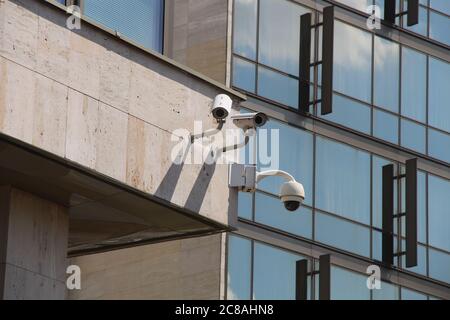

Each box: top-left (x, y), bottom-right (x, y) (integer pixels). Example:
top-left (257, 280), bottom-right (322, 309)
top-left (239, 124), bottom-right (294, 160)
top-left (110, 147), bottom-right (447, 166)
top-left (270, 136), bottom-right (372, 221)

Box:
top-left (0, 0), bottom-right (242, 226)
top-left (165, 0), bottom-right (229, 84)
top-left (0, 187), bottom-right (68, 300)
top-left (68, 234), bottom-right (223, 300)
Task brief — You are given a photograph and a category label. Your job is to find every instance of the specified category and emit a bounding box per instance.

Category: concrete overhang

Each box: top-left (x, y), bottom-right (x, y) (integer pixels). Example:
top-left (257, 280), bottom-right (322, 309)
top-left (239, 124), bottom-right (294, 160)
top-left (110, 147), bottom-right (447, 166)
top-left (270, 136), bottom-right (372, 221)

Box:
top-left (0, 133), bottom-right (231, 256)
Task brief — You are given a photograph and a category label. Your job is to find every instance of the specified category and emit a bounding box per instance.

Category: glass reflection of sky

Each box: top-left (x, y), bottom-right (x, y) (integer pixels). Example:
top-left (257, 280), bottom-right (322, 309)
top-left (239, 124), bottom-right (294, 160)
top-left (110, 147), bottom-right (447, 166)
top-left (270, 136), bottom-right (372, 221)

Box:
top-left (258, 0), bottom-right (310, 76)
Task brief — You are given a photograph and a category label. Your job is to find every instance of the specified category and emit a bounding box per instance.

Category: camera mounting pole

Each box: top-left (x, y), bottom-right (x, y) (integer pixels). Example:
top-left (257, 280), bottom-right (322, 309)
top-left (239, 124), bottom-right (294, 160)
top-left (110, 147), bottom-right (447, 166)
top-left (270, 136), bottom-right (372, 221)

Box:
top-left (189, 121), bottom-right (225, 143)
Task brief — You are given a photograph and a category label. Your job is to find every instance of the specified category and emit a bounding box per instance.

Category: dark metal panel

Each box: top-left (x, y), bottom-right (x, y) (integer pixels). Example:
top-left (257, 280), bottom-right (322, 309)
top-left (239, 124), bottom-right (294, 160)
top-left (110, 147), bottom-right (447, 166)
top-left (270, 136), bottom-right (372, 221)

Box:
top-left (299, 13), bottom-right (312, 114)
top-left (319, 254), bottom-right (331, 300)
top-left (407, 0), bottom-right (419, 27)
top-left (382, 164), bottom-right (394, 266)
top-left (406, 158), bottom-right (418, 268)
top-left (384, 0), bottom-right (396, 24)
top-left (296, 259), bottom-right (308, 300)
top-left (321, 6), bottom-right (334, 116)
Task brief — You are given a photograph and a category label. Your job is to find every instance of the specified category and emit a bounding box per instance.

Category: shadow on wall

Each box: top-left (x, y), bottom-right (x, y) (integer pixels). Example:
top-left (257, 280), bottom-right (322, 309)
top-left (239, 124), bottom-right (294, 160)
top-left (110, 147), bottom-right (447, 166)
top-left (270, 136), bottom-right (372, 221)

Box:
top-left (13, 0), bottom-right (237, 220)
top-left (154, 141), bottom-right (217, 215)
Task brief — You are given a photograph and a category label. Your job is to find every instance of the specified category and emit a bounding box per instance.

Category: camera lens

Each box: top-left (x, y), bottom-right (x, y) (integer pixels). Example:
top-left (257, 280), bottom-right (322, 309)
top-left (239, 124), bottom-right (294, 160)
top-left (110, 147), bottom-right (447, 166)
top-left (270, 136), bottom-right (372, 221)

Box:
top-left (255, 115), bottom-right (264, 125)
top-left (213, 108), bottom-right (226, 120)
top-left (284, 201), bottom-right (300, 212)
top-left (254, 114), bottom-right (267, 127)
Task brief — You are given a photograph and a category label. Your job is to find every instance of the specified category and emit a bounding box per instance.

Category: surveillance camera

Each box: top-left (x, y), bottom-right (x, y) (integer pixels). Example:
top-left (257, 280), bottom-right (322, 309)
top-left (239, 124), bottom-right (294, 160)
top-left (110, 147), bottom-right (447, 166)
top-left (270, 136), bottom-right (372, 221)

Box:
top-left (280, 181), bottom-right (305, 212)
top-left (211, 94), bottom-right (232, 121)
top-left (231, 112), bottom-right (268, 131)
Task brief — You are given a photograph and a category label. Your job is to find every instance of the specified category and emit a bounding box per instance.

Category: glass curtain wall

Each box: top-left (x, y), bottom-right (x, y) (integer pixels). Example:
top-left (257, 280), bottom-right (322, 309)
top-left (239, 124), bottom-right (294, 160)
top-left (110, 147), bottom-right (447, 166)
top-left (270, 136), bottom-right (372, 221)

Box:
top-left (232, 0), bottom-right (450, 164)
top-left (238, 117), bottom-right (450, 284)
top-left (227, 235), bottom-right (441, 300)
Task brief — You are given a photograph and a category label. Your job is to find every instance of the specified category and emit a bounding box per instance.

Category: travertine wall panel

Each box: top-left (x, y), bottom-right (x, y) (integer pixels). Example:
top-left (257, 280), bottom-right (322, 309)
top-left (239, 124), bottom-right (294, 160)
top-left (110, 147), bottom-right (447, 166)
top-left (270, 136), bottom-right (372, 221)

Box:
top-left (0, 187), bottom-right (69, 300)
top-left (68, 234), bottom-right (222, 300)
top-left (0, 0), bottom-right (243, 226)
top-left (33, 73), bottom-right (68, 157)
top-left (0, 59), bottom-right (35, 144)
top-left (65, 88), bottom-right (99, 170)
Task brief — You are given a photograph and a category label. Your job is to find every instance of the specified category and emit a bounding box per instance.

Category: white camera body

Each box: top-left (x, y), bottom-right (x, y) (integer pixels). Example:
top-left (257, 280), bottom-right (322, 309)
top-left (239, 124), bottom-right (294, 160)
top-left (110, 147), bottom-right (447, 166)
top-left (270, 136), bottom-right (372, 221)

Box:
top-left (229, 164), bottom-right (306, 212)
top-left (231, 113), bottom-right (268, 131)
top-left (211, 94), bottom-right (233, 121)
top-left (280, 181), bottom-right (305, 212)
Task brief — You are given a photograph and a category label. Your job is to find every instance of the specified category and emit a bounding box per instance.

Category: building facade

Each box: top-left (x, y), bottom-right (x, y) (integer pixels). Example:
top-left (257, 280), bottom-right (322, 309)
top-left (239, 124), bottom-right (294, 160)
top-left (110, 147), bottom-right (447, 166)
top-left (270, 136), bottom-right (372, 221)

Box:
top-left (0, 0), bottom-right (448, 300)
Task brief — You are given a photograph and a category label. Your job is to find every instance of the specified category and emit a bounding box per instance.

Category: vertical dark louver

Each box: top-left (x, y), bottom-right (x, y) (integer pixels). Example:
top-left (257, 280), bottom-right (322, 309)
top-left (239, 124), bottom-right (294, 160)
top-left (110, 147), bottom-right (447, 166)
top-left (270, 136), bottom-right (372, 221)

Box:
top-left (384, 0), bottom-right (419, 26)
top-left (299, 6), bottom-right (334, 116)
top-left (295, 254), bottom-right (331, 300)
top-left (382, 159), bottom-right (418, 268)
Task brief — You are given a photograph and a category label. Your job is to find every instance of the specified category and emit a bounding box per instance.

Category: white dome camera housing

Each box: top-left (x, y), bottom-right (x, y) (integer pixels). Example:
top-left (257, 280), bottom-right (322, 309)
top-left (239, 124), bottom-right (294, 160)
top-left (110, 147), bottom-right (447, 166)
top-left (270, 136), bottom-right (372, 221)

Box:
top-left (280, 181), bottom-right (305, 212)
top-left (211, 94), bottom-right (233, 121)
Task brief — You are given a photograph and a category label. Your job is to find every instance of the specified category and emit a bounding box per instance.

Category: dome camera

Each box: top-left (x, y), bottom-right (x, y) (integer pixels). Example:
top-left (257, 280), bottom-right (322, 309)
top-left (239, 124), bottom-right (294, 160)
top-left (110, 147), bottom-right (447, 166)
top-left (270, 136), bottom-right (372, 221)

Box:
top-left (280, 181), bottom-right (305, 212)
top-left (230, 166), bottom-right (306, 213)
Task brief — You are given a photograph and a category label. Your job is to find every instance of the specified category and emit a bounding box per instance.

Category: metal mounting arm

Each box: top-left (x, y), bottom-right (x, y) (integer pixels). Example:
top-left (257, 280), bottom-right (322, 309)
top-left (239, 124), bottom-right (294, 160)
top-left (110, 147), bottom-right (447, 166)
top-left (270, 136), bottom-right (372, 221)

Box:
top-left (190, 121), bottom-right (225, 143)
top-left (256, 170), bottom-right (295, 184)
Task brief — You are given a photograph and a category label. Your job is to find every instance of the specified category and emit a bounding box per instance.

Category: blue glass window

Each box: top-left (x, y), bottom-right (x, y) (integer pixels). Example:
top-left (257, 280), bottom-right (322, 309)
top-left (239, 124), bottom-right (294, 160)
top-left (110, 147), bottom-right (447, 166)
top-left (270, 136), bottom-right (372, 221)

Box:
top-left (428, 129), bottom-right (450, 163)
top-left (373, 109), bottom-right (399, 145)
top-left (401, 47), bottom-right (427, 123)
top-left (401, 119), bottom-right (426, 154)
top-left (320, 94), bottom-right (371, 135)
top-left (428, 57), bottom-right (450, 133)
top-left (255, 192), bottom-right (312, 239)
top-left (253, 242), bottom-right (305, 300)
top-left (429, 248), bottom-right (450, 284)
top-left (334, 21), bottom-right (372, 103)
top-left (258, 0), bottom-right (310, 76)
top-left (373, 282), bottom-right (399, 300)
top-left (401, 288), bottom-right (428, 300)
top-left (316, 137), bottom-right (371, 225)
top-left (428, 175), bottom-right (450, 252)
top-left (232, 57), bottom-right (256, 93)
top-left (238, 192), bottom-right (253, 220)
top-left (336, 0), bottom-right (372, 12)
top-left (233, 0), bottom-right (257, 59)
top-left (315, 211), bottom-right (371, 257)
top-left (227, 235), bottom-right (252, 300)
top-left (430, 11), bottom-right (450, 46)
top-left (257, 67), bottom-right (298, 108)
top-left (331, 267), bottom-right (370, 300)
top-left (430, 0), bottom-right (450, 14)
top-left (84, 0), bottom-right (164, 52)
top-left (374, 36), bottom-right (400, 113)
